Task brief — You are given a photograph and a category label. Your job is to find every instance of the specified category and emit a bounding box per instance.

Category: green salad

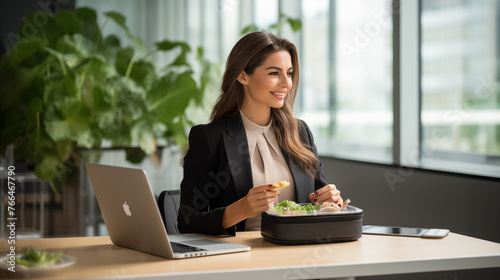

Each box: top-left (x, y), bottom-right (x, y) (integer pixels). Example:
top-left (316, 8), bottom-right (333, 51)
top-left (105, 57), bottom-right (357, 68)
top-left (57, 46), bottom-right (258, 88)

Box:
top-left (15, 247), bottom-right (63, 268)
top-left (269, 200), bottom-right (322, 216)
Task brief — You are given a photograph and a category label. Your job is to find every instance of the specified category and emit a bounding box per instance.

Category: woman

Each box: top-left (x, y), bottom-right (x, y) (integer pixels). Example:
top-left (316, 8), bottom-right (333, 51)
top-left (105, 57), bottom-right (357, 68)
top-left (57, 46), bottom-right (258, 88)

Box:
top-left (177, 31), bottom-right (343, 236)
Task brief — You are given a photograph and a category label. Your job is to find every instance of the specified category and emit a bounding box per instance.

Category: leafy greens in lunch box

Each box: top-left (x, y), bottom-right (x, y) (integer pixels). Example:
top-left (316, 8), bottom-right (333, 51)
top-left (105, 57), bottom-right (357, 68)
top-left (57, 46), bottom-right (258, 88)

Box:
top-left (267, 199), bottom-right (351, 216)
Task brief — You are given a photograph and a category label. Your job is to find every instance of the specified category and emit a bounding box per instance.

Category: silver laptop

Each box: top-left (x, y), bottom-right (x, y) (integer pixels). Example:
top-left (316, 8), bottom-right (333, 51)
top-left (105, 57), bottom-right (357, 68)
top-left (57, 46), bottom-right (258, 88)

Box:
top-left (85, 163), bottom-right (250, 259)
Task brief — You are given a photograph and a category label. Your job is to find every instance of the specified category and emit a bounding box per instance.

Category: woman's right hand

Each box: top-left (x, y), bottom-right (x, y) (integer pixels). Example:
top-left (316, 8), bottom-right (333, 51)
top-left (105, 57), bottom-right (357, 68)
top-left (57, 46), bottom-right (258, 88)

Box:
top-left (240, 184), bottom-right (279, 218)
top-left (222, 184), bottom-right (279, 229)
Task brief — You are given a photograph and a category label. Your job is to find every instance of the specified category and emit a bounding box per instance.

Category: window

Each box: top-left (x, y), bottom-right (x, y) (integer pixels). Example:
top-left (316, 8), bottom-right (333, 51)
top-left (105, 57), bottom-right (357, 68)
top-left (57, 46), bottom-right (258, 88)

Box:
top-left (297, 0), bottom-right (393, 163)
top-left (419, 0), bottom-right (500, 175)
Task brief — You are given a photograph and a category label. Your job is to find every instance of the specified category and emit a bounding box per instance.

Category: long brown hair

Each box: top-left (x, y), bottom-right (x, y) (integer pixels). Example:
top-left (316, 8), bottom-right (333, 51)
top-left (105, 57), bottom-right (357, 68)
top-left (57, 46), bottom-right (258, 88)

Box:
top-left (211, 31), bottom-right (319, 178)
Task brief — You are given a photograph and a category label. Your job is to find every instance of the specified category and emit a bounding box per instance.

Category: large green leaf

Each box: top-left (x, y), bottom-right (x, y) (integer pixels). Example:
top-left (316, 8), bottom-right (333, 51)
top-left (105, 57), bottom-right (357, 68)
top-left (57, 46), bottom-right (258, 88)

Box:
top-left (103, 35), bottom-right (120, 48)
top-left (107, 76), bottom-right (147, 119)
top-left (17, 12), bottom-right (58, 44)
top-left (129, 60), bottom-right (156, 89)
top-left (196, 47), bottom-right (221, 106)
top-left (78, 55), bottom-right (116, 107)
top-left (27, 97), bottom-right (43, 117)
top-left (115, 46), bottom-right (155, 88)
top-left (44, 97), bottom-right (94, 147)
top-left (44, 47), bottom-right (79, 73)
top-left (55, 139), bottom-right (75, 163)
top-left (52, 11), bottom-right (82, 37)
top-left (1, 64), bottom-right (46, 110)
top-left (103, 12), bottom-right (126, 31)
top-left (156, 40), bottom-right (191, 67)
top-left (119, 59), bottom-right (155, 90)
top-left (0, 67), bottom-right (46, 153)
top-left (114, 47), bottom-right (134, 76)
top-left (74, 7), bottom-right (100, 42)
top-left (43, 70), bottom-right (77, 101)
top-left (131, 119), bottom-right (156, 154)
top-left (34, 154), bottom-right (63, 182)
top-left (287, 17), bottom-right (303, 32)
top-left (125, 148), bottom-right (146, 164)
top-left (170, 52), bottom-right (190, 67)
top-left (8, 37), bottom-right (46, 68)
top-left (241, 24), bottom-right (260, 35)
top-left (43, 34), bottom-right (96, 79)
top-left (155, 40), bottom-right (190, 52)
top-left (168, 115), bottom-right (189, 150)
top-left (19, 70), bottom-right (46, 110)
top-left (147, 72), bottom-right (199, 120)
top-left (57, 34), bottom-right (94, 58)
top-left (91, 34), bottom-right (121, 65)
top-left (95, 76), bottom-right (147, 145)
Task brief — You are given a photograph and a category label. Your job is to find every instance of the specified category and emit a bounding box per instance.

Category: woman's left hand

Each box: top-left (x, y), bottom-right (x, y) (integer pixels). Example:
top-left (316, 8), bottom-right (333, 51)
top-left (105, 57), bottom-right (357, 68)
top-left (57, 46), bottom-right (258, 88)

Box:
top-left (309, 184), bottom-right (343, 204)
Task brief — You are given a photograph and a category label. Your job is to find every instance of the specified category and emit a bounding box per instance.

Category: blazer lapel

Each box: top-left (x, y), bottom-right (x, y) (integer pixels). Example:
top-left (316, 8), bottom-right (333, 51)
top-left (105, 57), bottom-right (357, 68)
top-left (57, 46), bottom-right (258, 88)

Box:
top-left (222, 115), bottom-right (253, 200)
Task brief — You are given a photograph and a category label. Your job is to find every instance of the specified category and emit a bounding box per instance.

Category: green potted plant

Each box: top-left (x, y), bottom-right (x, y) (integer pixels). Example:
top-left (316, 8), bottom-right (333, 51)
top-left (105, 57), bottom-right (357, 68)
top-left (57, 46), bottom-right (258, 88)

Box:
top-left (0, 7), bottom-right (212, 193)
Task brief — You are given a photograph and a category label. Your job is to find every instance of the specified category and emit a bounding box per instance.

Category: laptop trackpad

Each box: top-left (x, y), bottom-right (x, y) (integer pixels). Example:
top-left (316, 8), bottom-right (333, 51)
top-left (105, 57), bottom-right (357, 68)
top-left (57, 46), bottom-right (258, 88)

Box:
top-left (181, 239), bottom-right (222, 247)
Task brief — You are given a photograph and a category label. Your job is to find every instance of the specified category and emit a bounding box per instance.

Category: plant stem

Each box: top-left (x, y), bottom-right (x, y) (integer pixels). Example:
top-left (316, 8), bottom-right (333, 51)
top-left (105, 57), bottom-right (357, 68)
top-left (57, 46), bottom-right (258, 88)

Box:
top-left (125, 52), bottom-right (137, 78)
top-left (76, 67), bottom-right (88, 101)
top-left (33, 112), bottom-right (41, 161)
top-left (57, 56), bottom-right (67, 76)
top-left (95, 18), bottom-right (108, 49)
top-left (36, 113), bottom-right (40, 143)
top-left (46, 62), bottom-right (51, 76)
top-left (147, 88), bottom-right (184, 112)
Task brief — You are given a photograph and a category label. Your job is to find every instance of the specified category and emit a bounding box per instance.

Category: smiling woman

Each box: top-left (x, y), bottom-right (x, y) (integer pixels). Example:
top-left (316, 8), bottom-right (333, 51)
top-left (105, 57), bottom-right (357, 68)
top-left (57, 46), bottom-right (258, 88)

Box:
top-left (177, 32), bottom-right (343, 236)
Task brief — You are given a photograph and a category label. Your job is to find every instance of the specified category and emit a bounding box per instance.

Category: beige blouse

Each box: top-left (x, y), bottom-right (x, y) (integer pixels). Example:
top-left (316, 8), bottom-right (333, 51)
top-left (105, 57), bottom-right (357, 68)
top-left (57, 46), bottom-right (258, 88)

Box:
top-left (240, 111), bottom-right (296, 230)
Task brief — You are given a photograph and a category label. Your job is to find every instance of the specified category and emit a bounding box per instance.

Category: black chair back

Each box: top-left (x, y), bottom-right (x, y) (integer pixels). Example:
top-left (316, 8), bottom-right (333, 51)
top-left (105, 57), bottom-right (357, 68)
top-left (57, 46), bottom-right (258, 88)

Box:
top-left (157, 190), bottom-right (181, 234)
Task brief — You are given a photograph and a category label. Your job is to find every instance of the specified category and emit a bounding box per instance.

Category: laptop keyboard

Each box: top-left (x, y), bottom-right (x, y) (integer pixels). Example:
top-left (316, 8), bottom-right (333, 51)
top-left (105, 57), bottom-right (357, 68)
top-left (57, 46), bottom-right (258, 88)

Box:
top-left (170, 242), bottom-right (207, 253)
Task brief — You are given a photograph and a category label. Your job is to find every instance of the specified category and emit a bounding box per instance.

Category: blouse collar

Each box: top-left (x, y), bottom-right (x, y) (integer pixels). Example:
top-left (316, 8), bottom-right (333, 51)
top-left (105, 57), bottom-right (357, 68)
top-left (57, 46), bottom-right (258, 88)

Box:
top-left (239, 110), bottom-right (280, 157)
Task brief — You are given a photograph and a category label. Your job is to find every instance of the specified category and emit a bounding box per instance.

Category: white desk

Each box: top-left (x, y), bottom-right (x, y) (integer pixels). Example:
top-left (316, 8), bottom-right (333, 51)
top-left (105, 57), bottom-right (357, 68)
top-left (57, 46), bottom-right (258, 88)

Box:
top-left (1, 231), bottom-right (500, 279)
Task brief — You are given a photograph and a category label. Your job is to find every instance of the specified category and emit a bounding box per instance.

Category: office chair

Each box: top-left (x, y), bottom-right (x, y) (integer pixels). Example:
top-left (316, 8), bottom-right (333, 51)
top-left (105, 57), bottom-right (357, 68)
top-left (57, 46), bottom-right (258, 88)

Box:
top-left (157, 189), bottom-right (181, 234)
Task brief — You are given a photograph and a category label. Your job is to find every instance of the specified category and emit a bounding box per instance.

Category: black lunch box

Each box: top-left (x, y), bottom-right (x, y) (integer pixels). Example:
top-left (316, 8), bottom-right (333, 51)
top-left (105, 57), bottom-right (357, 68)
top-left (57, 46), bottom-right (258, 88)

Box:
top-left (261, 205), bottom-right (364, 245)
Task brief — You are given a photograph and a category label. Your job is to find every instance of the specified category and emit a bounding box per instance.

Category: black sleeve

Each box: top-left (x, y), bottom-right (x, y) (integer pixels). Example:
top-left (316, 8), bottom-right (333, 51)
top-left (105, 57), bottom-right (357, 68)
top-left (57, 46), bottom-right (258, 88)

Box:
top-left (177, 125), bottom-right (235, 236)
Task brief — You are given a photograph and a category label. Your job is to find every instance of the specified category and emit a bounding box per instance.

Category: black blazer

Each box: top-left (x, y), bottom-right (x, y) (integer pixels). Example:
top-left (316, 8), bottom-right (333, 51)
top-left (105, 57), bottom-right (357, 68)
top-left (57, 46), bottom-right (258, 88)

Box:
top-left (177, 114), bottom-right (328, 236)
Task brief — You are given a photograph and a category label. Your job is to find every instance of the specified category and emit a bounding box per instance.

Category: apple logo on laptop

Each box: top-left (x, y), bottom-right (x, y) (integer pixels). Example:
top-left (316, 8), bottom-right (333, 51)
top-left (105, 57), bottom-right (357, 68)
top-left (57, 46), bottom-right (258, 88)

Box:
top-left (123, 201), bottom-right (132, 216)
